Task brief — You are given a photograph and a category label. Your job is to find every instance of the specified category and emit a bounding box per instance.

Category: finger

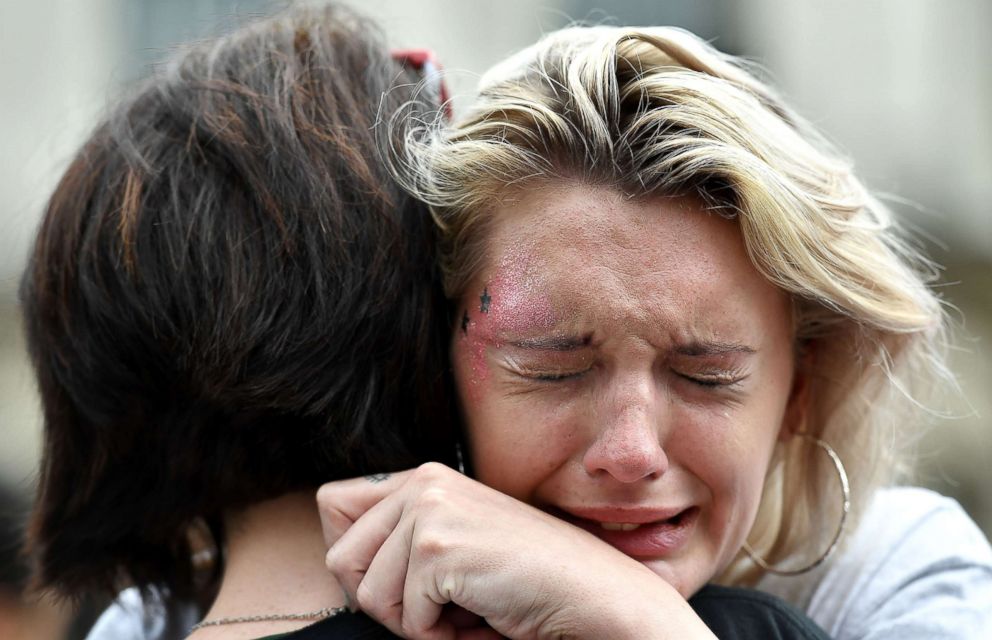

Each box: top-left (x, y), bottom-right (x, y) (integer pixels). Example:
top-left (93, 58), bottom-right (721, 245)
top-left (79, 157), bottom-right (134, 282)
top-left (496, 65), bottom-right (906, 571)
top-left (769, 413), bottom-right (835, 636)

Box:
top-left (317, 469), bottom-right (414, 547)
top-left (325, 482), bottom-right (408, 610)
top-left (352, 518), bottom-right (412, 636)
top-left (400, 540), bottom-right (452, 640)
top-left (358, 523), bottom-right (455, 640)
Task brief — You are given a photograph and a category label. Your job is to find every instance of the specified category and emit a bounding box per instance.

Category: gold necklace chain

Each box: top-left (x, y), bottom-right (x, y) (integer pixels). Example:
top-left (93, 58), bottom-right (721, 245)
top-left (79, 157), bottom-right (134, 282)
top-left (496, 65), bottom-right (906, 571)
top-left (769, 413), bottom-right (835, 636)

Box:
top-left (188, 605), bottom-right (348, 634)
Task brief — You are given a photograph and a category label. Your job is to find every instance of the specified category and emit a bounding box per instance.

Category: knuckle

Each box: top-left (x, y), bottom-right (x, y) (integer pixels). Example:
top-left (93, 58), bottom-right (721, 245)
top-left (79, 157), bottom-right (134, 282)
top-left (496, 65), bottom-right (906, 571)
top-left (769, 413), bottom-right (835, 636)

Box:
top-left (413, 531), bottom-right (455, 560)
top-left (324, 545), bottom-right (346, 573)
top-left (356, 583), bottom-right (402, 631)
top-left (315, 483), bottom-right (347, 516)
top-left (355, 580), bottom-right (378, 612)
top-left (414, 485), bottom-right (450, 511)
top-left (315, 483), bottom-right (336, 506)
top-left (436, 573), bottom-right (461, 602)
top-left (415, 461), bottom-right (450, 483)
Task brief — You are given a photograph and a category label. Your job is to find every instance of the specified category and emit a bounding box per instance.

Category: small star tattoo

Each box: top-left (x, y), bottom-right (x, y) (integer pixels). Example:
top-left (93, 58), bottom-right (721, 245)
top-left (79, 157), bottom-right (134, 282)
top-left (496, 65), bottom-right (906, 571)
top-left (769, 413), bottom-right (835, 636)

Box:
top-left (461, 310), bottom-right (470, 334)
top-left (365, 473), bottom-right (391, 484)
top-left (479, 287), bottom-right (492, 314)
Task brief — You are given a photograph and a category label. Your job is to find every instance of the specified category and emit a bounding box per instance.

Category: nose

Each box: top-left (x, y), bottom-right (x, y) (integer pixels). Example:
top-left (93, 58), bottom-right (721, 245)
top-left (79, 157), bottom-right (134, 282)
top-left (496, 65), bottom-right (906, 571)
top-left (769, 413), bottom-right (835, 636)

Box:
top-left (582, 375), bottom-right (669, 483)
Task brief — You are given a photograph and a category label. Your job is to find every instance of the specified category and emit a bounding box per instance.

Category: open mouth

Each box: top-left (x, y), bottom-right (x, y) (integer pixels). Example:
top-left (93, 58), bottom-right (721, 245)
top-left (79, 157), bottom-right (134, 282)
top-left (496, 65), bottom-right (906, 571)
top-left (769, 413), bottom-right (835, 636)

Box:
top-left (596, 508), bottom-right (694, 531)
top-left (552, 506), bottom-right (700, 558)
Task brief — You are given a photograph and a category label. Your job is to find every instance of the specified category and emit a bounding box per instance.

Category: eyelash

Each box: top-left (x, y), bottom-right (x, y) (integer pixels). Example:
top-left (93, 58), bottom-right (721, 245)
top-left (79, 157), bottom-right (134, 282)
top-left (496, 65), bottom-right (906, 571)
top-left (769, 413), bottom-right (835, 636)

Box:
top-left (517, 368), bottom-right (744, 389)
top-left (676, 372), bottom-right (746, 389)
top-left (501, 359), bottom-right (585, 382)
top-left (530, 370), bottom-right (586, 382)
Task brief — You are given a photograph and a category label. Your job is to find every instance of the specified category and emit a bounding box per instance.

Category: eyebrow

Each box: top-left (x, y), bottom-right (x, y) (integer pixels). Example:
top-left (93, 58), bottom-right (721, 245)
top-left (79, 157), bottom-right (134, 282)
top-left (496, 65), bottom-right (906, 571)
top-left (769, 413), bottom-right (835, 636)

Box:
top-left (506, 335), bottom-right (590, 351)
top-left (504, 336), bottom-right (756, 354)
top-left (675, 341), bottom-right (757, 356)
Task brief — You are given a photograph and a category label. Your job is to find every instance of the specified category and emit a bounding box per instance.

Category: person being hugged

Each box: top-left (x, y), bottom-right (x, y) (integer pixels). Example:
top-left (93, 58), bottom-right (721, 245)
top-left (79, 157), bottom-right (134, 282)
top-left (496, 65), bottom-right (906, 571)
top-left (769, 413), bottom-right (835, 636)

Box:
top-left (318, 24), bottom-right (992, 640)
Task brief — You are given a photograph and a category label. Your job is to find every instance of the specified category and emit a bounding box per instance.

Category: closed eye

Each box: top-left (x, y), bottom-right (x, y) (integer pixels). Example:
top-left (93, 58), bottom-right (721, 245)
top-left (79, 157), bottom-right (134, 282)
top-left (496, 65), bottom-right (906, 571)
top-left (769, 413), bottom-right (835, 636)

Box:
top-left (528, 369), bottom-right (587, 382)
top-left (675, 371), bottom-right (747, 389)
top-left (501, 346), bottom-right (593, 384)
top-left (503, 358), bottom-right (591, 383)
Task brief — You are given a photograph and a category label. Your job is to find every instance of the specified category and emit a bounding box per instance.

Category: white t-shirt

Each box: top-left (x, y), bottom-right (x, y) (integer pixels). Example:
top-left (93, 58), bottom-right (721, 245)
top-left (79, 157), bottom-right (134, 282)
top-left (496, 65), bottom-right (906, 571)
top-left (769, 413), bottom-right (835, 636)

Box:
top-left (84, 585), bottom-right (197, 640)
top-left (757, 487), bottom-right (992, 639)
top-left (86, 487), bottom-right (992, 639)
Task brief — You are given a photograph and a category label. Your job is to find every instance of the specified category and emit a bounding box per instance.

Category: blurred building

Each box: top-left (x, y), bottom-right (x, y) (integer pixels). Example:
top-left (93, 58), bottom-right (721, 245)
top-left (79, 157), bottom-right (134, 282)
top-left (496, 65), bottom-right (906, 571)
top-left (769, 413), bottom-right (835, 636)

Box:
top-left (1, 0), bottom-right (989, 608)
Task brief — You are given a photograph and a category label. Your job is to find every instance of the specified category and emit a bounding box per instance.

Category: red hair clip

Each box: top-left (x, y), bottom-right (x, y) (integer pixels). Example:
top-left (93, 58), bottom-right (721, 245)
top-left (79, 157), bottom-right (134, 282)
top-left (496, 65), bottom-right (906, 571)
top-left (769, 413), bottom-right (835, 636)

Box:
top-left (391, 48), bottom-right (452, 121)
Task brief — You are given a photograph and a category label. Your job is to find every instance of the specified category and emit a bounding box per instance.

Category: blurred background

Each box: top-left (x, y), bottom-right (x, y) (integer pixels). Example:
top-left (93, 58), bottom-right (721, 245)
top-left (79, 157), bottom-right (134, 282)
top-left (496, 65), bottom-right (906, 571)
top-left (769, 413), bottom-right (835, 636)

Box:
top-left (1, 0), bottom-right (989, 636)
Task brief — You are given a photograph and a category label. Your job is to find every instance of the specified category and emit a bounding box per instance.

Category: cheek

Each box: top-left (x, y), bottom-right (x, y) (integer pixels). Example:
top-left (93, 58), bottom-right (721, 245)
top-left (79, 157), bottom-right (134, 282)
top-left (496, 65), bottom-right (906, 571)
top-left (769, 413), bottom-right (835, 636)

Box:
top-left (683, 407), bottom-right (785, 554)
top-left (451, 338), bottom-right (526, 495)
top-left (472, 405), bottom-right (583, 502)
top-left (452, 346), bottom-right (580, 502)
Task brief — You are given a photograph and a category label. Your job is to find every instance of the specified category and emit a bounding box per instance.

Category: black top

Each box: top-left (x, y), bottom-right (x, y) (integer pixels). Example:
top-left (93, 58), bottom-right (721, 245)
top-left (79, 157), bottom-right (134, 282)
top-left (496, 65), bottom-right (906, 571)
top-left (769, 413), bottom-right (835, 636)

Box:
top-left (263, 585), bottom-right (831, 639)
top-left (257, 610), bottom-right (393, 639)
top-left (689, 585), bottom-right (831, 640)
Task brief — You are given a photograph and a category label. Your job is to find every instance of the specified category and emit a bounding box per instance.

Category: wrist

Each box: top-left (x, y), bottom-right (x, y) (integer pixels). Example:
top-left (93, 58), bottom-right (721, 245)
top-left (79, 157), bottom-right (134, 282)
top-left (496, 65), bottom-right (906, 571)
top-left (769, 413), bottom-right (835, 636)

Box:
top-left (587, 566), bottom-right (717, 640)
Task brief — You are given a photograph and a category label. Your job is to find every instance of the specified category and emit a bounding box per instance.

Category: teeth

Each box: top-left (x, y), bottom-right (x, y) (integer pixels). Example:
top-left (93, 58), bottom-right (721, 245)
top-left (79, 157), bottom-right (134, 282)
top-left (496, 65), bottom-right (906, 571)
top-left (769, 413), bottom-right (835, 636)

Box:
top-left (600, 522), bottom-right (641, 531)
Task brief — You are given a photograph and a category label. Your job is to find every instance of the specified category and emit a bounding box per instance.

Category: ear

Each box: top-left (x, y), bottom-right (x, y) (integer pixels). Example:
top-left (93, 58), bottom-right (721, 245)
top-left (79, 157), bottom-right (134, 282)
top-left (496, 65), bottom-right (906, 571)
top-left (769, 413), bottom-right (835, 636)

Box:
top-left (779, 340), bottom-right (815, 442)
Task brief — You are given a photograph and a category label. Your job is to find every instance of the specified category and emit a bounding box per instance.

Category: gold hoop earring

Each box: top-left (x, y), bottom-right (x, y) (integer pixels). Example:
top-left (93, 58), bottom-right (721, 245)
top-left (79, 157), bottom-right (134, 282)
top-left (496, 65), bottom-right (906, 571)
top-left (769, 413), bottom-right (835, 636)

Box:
top-left (743, 434), bottom-right (850, 576)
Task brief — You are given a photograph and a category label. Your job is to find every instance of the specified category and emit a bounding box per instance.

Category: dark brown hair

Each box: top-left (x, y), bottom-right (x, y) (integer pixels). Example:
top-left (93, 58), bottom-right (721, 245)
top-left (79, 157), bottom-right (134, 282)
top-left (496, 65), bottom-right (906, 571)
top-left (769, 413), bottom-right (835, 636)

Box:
top-left (21, 3), bottom-right (456, 600)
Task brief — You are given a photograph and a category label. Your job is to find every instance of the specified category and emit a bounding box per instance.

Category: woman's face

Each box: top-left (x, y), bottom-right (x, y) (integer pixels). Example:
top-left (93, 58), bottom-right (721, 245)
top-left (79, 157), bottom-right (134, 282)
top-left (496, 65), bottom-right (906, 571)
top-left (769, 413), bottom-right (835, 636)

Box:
top-left (451, 182), bottom-right (805, 597)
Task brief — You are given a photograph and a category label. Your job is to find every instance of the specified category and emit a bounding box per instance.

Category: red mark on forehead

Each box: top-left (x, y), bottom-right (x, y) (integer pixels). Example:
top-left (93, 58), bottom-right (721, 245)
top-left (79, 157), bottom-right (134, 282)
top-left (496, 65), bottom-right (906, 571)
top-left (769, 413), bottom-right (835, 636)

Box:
top-left (484, 256), bottom-right (555, 333)
top-left (455, 252), bottom-right (556, 403)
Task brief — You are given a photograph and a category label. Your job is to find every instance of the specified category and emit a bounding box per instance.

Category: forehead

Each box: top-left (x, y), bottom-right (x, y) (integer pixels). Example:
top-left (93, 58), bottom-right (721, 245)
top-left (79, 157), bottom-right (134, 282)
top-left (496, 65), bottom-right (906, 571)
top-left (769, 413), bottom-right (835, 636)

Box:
top-left (476, 183), bottom-right (789, 337)
top-left (489, 183), bottom-right (725, 258)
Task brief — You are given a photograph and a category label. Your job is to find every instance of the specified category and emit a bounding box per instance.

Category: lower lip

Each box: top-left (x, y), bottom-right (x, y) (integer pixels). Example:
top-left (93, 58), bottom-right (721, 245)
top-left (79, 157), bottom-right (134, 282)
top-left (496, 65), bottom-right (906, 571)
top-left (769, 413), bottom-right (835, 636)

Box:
top-left (564, 508), bottom-right (699, 558)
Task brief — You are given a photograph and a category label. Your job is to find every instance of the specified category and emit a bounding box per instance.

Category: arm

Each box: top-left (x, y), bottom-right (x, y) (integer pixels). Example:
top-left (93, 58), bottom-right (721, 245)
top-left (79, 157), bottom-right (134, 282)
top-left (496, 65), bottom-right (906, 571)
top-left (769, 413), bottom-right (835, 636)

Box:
top-left (318, 463), bottom-right (717, 640)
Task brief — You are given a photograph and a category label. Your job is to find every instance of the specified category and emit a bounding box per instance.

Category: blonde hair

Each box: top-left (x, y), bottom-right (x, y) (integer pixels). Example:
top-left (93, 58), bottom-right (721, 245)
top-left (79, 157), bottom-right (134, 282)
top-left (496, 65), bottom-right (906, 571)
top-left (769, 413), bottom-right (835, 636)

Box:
top-left (395, 26), bottom-right (950, 585)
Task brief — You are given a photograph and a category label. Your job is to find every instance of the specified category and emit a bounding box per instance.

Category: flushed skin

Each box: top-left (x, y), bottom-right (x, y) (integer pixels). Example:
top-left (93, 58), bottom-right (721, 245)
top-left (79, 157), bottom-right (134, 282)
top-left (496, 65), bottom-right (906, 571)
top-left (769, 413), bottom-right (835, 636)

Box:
top-left (451, 183), bottom-right (805, 597)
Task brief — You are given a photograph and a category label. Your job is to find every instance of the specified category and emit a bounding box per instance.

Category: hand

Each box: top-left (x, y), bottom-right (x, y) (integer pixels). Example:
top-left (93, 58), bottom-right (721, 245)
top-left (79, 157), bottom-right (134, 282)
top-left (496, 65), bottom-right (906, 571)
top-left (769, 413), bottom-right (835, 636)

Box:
top-left (317, 463), bottom-right (716, 640)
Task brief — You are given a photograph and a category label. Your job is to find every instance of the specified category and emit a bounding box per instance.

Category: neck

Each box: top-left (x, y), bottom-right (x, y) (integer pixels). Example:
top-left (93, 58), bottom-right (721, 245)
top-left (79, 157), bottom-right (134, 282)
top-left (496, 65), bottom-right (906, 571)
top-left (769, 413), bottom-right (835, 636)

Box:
top-left (194, 490), bottom-right (347, 638)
